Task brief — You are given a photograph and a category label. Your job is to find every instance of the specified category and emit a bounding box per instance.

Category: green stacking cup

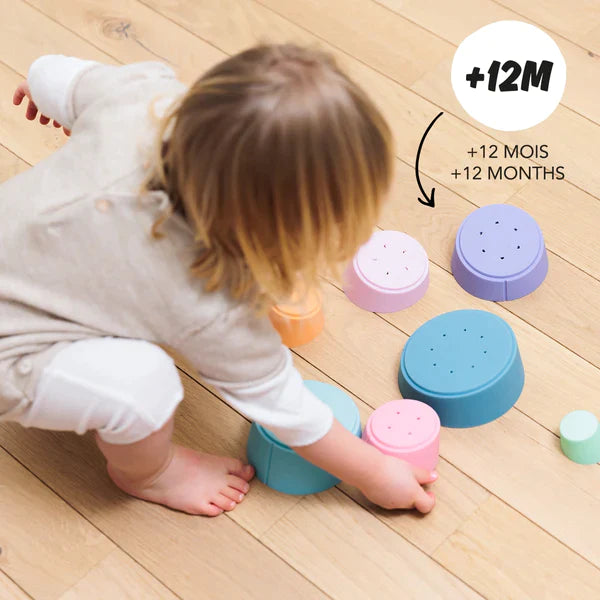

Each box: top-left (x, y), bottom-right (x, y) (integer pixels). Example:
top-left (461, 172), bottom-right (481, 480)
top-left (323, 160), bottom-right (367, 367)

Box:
top-left (559, 410), bottom-right (600, 465)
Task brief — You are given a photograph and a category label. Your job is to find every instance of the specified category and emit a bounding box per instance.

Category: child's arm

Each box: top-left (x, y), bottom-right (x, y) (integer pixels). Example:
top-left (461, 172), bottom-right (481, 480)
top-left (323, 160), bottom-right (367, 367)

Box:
top-left (173, 303), bottom-right (437, 513)
top-left (14, 56), bottom-right (100, 133)
top-left (292, 418), bottom-right (437, 513)
top-left (13, 55), bottom-right (176, 134)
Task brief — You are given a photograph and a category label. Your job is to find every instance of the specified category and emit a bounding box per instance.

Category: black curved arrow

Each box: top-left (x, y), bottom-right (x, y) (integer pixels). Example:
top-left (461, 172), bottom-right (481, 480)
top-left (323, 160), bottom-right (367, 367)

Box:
top-left (415, 112), bottom-right (443, 208)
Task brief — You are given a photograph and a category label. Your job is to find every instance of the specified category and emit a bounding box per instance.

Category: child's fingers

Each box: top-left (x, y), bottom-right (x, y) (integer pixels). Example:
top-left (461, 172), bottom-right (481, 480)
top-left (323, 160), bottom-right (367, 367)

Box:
top-left (13, 87), bottom-right (26, 106)
top-left (413, 489), bottom-right (436, 514)
top-left (411, 464), bottom-right (439, 485)
top-left (26, 99), bottom-right (38, 120)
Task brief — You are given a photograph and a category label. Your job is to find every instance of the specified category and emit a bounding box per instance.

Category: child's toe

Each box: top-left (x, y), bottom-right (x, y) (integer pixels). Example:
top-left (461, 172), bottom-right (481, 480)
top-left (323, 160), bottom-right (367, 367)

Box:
top-left (213, 492), bottom-right (237, 511)
top-left (226, 457), bottom-right (245, 473)
top-left (221, 485), bottom-right (245, 504)
top-left (227, 474), bottom-right (250, 494)
top-left (240, 464), bottom-right (255, 481)
top-left (203, 503), bottom-right (224, 517)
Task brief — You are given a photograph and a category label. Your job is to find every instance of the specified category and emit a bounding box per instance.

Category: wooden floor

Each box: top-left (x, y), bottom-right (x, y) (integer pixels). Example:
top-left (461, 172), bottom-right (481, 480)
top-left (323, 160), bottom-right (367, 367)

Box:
top-left (1, 1), bottom-right (599, 598)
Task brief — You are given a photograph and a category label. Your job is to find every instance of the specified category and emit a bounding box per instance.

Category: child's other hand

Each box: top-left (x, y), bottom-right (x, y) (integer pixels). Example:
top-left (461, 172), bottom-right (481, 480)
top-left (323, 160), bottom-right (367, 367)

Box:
top-left (13, 81), bottom-right (70, 136)
top-left (360, 454), bottom-right (437, 513)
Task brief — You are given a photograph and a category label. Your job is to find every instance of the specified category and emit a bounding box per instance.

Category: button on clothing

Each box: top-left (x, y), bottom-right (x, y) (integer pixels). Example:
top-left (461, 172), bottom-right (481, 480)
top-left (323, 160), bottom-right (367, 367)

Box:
top-left (95, 198), bottom-right (111, 212)
top-left (16, 359), bottom-right (33, 376)
top-left (0, 55), bottom-right (334, 448)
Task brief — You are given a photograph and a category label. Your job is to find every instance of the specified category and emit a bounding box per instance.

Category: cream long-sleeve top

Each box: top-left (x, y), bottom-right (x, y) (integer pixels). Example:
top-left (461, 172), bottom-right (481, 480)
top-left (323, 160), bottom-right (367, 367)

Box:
top-left (0, 55), bottom-right (334, 447)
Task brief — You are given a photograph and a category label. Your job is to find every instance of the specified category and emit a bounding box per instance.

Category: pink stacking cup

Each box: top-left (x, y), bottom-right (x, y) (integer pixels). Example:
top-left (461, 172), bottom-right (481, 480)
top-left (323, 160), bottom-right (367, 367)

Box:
top-left (344, 231), bottom-right (429, 313)
top-left (362, 399), bottom-right (440, 470)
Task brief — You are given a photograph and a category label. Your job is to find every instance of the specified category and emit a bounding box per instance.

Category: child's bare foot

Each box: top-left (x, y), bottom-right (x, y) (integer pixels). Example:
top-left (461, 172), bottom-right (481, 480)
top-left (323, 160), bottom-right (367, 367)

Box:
top-left (107, 444), bottom-right (255, 516)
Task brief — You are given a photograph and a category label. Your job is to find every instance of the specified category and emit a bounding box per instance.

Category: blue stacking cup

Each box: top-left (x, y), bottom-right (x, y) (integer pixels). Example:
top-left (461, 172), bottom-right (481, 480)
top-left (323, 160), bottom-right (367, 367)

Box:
top-left (247, 380), bottom-right (362, 495)
top-left (398, 310), bottom-right (524, 428)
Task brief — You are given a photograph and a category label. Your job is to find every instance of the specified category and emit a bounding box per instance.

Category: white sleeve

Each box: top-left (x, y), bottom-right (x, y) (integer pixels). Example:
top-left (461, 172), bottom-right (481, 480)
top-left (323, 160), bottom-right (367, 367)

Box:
top-left (173, 305), bottom-right (334, 447)
top-left (27, 55), bottom-right (100, 129)
top-left (202, 350), bottom-right (334, 447)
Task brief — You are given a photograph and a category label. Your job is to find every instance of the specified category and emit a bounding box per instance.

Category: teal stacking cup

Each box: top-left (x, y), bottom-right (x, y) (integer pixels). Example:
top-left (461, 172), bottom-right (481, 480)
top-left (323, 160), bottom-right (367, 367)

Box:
top-left (247, 380), bottom-right (362, 495)
top-left (560, 410), bottom-right (600, 465)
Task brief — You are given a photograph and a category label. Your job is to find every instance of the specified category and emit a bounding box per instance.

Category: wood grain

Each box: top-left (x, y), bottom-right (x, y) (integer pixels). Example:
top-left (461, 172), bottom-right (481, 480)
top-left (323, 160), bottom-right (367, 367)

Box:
top-left (261, 490), bottom-right (483, 600)
top-left (58, 549), bottom-right (181, 600)
top-left (434, 496), bottom-right (600, 599)
top-left (0, 449), bottom-right (113, 600)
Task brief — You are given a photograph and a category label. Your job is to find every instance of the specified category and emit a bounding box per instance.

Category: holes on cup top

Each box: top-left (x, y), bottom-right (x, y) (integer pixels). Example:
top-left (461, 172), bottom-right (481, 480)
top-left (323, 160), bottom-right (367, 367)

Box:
top-left (463, 328), bottom-right (467, 332)
top-left (396, 411), bottom-right (400, 415)
top-left (405, 266), bottom-right (409, 271)
top-left (479, 231), bottom-right (483, 235)
top-left (517, 245), bottom-right (521, 249)
top-left (495, 220), bottom-right (500, 224)
top-left (433, 363), bottom-right (437, 367)
top-left (402, 250), bottom-right (406, 254)
top-left (450, 370), bottom-right (454, 374)
top-left (480, 335), bottom-right (484, 339)
top-left (384, 244), bottom-right (387, 248)
top-left (387, 425), bottom-right (391, 429)
top-left (500, 256), bottom-right (505, 260)
top-left (514, 227), bottom-right (518, 231)
top-left (471, 365), bottom-right (475, 368)
top-left (408, 432), bottom-right (412, 435)
top-left (482, 249), bottom-right (486, 253)
top-left (416, 417), bottom-right (421, 420)
top-left (386, 271), bottom-right (389, 275)
top-left (430, 347), bottom-right (434, 351)
top-left (442, 333), bottom-right (446, 337)
top-left (483, 350), bottom-right (487, 354)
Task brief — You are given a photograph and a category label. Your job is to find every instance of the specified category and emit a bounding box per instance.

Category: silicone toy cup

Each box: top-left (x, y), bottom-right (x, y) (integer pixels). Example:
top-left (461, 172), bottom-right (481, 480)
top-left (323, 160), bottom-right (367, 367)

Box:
top-left (344, 230), bottom-right (429, 313)
top-left (559, 410), bottom-right (600, 465)
top-left (363, 399), bottom-right (440, 470)
top-left (398, 309), bottom-right (524, 428)
top-left (452, 204), bottom-right (548, 301)
top-left (269, 289), bottom-right (324, 348)
top-left (246, 381), bottom-right (361, 495)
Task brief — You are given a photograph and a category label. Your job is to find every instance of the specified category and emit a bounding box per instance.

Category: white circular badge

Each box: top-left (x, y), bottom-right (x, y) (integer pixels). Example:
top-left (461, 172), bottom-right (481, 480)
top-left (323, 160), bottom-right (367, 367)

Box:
top-left (451, 21), bottom-right (566, 131)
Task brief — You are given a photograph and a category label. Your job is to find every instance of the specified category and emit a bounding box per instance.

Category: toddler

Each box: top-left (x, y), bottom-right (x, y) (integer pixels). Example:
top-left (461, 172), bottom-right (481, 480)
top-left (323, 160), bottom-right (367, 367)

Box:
top-left (2, 44), bottom-right (436, 516)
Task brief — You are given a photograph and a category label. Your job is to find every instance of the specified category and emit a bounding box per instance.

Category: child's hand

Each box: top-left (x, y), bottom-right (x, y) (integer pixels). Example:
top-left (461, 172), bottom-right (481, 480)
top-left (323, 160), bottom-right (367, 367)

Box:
top-left (360, 454), bottom-right (437, 513)
top-left (13, 81), bottom-right (70, 136)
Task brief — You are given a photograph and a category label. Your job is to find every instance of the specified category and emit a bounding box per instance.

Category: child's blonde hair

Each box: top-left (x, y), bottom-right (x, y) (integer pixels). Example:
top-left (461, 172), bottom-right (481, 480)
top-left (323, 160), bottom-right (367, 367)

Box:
top-left (144, 44), bottom-right (394, 308)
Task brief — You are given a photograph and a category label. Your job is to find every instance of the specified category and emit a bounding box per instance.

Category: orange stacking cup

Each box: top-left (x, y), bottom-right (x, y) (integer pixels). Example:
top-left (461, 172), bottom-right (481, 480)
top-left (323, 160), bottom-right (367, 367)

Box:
top-left (269, 288), bottom-right (324, 348)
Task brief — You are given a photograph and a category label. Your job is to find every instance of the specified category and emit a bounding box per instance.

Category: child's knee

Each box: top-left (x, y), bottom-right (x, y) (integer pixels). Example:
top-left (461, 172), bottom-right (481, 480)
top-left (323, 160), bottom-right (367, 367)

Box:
top-left (17, 337), bottom-right (184, 445)
top-left (95, 342), bottom-right (184, 444)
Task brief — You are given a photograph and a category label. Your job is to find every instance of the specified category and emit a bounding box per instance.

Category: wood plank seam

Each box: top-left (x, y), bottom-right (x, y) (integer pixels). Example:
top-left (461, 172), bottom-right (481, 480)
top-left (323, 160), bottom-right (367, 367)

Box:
top-left (490, 0), bottom-right (598, 53)
top-left (1, 3), bottom-right (594, 402)
top-left (6, 6), bottom-right (600, 281)
top-left (179, 360), bottom-right (600, 574)
top-left (6, 6), bottom-right (596, 289)
top-left (15, 0), bottom-right (600, 208)
top-left (256, 487), bottom-right (486, 600)
top-left (173, 363), bottom-right (485, 548)
top-left (0, 442), bottom-right (185, 600)
top-left (1, 1), bottom-right (595, 517)
top-left (323, 265), bottom-right (600, 411)
top-left (430, 493), bottom-right (600, 575)
top-left (55, 550), bottom-right (185, 600)
top-left (0, 144), bottom-right (31, 167)
top-left (0, 570), bottom-right (34, 600)
top-left (133, 0), bottom-right (231, 60)
top-left (20, 0), bottom-right (124, 65)
top-left (370, 0), bottom-right (600, 126)
top-left (250, 0), bottom-right (600, 201)
top-left (2, 11), bottom-right (597, 371)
